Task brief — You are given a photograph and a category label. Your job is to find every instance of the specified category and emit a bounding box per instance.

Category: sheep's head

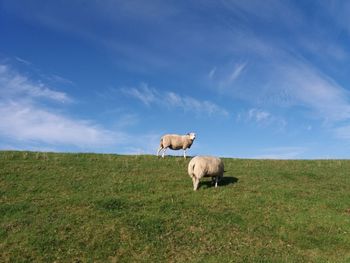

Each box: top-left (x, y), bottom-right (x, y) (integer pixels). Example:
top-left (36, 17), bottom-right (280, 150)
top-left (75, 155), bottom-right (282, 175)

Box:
top-left (188, 132), bottom-right (196, 140)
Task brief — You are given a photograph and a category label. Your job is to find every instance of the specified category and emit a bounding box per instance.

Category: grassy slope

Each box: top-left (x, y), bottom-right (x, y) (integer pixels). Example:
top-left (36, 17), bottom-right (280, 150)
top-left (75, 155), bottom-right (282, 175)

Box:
top-left (1, 151), bottom-right (350, 262)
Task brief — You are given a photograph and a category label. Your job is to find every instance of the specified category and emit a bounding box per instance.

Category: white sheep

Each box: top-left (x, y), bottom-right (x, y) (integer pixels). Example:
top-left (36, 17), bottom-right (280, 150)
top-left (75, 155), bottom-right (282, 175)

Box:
top-left (157, 133), bottom-right (196, 159)
top-left (188, 156), bottom-right (224, 191)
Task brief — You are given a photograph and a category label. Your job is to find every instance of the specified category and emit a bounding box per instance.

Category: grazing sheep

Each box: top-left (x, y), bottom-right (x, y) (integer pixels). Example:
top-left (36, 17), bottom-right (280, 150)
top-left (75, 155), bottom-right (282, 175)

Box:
top-left (157, 133), bottom-right (196, 159)
top-left (188, 156), bottom-right (224, 191)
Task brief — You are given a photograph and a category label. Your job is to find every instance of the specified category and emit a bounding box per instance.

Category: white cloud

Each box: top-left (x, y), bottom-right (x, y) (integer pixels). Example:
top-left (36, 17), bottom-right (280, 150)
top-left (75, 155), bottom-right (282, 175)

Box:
top-left (14, 56), bottom-right (32, 65)
top-left (164, 92), bottom-right (229, 117)
top-left (0, 64), bottom-right (191, 153)
top-left (229, 62), bottom-right (247, 82)
top-left (49, 74), bottom-right (75, 86)
top-left (0, 101), bottom-right (124, 148)
top-left (121, 83), bottom-right (229, 117)
top-left (248, 108), bottom-right (271, 122)
top-left (237, 108), bottom-right (287, 131)
top-left (0, 64), bottom-right (71, 103)
top-left (214, 51), bottom-right (350, 124)
top-left (211, 62), bottom-right (247, 92)
top-left (120, 83), bottom-right (158, 106)
top-left (0, 63), bottom-right (125, 150)
top-left (276, 58), bottom-right (350, 122)
top-left (208, 67), bottom-right (216, 79)
top-left (201, 2), bottom-right (350, 124)
top-left (222, 0), bottom-right (302, 28)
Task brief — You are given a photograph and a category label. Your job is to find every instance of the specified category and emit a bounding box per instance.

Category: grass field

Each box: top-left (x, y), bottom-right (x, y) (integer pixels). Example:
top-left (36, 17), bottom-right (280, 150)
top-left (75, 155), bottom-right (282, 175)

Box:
top-left (1, 151), bottom-right (350, 262)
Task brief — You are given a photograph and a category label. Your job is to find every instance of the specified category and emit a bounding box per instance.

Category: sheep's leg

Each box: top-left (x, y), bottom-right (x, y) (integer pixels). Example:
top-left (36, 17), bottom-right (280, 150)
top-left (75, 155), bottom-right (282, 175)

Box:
top-left (193, 177), bottom-right (199, 191)
top-left (214, 176), bottom-right (219, 188)
top-left (162, 147), bottom-right (167, 158)
top-left (183, 149), bottom-right (187, 159)
top-left (156, 146), bottom-right (163, 157)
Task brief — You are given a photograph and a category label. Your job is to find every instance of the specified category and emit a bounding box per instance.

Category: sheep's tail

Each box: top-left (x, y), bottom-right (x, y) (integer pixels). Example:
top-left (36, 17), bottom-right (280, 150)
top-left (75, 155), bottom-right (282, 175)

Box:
top-left (188, 161), bottom-right (195, 177)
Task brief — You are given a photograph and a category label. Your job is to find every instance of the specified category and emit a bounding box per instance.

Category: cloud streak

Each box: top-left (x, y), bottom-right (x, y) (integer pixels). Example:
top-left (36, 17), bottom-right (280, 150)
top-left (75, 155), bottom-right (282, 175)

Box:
top-left (0, 63), bottom-right (124, 150)
top-left (212, 46), bottom-right (350, 123)
top-left (0, 102), bottom-right (123, 147)
top-left (247, 108), bottom-right (271, 123)
top-left (0, 64), bottom-right (71, 103)
top-left (280, 40), bottom-right (347, 125)
top-left (228, 63), bottom-right (247, 83)
top-left (237, 108), bottom-right (287, 131)
top-left (272, 58), bottom-right (350, 122)
top-left (120, 83), bottom-right (158, 106)
top-left (121, 83), bottom-right (229, 117)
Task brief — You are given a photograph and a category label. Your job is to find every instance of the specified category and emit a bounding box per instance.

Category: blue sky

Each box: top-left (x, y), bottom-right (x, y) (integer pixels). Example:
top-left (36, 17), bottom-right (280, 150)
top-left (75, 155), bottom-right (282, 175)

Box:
top-left (1, 1), bottom-right (350, 159)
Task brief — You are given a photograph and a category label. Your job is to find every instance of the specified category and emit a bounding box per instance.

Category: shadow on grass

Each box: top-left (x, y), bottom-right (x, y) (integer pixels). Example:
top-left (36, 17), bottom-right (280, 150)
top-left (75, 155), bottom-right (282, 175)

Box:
top-left (200, 176), bottom-right (238, 189)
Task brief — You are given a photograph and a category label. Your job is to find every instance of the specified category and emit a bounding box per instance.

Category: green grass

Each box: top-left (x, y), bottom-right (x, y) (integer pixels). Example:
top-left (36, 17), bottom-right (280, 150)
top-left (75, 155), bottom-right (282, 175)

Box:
top-left (1, 151), bottom-right (350, 262)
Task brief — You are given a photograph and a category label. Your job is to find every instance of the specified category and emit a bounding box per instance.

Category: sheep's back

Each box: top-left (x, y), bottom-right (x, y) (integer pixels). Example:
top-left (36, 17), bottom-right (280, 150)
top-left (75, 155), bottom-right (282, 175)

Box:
top-left (191, 156), bottom-right (224, 177)
top-left (162, 134), bottom-right (184, 149)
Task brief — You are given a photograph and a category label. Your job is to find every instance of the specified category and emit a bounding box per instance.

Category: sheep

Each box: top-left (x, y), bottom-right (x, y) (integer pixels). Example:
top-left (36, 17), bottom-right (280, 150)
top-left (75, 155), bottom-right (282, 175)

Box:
top-left (157, 133), bottom-right (196, 159)
top-left (188, 156), bottom-right (224, 191)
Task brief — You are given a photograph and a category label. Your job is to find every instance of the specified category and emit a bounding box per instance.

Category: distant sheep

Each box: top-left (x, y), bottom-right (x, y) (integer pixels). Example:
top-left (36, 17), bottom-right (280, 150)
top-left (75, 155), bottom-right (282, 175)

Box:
top-left (157, 133), bottom-right (196, 159)
top-left (188, 156), bottom-right (224, 191)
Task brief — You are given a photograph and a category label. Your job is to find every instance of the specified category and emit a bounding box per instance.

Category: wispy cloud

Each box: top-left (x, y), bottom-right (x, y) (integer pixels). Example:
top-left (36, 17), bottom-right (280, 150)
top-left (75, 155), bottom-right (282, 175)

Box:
top-left (237, 108), bottom-right (287, 130)
top-left (222, 0), bottom-right (302, 28)
top-left (120, 83), bottom-right (158, 106)
top-left (203, 1), bottom-right (350, 125)
top-left (0, 63), bottom-right (124, 150)
top-left (274, 58), bottom-right (350, 122)
top-left (237, 108), bottom-right (269, 123)
top-left (0, 102), bottom-right (124, 147)
top-left (164, 92), bottom-right (229, 117)
top-left (228, 62), bottom-right (247, 83)
top-left (210, 62), bottom-right (247, 92)
top-left (208, 67), bottom-right (216, 79)
top-left (0, 63), bottom-right (177, 153)
top-left (212, 48), bottom-right (350, 124)
top-left (121, 83), bottom-right (229, 117)
top-left (0, 64), bottom-right (71, 103)
top-left (247, 108), bottom-right (271, 123)
top-left (14, 56), bottom-right (32, 65)
top-left (49, 74), bottom-right (75, 86)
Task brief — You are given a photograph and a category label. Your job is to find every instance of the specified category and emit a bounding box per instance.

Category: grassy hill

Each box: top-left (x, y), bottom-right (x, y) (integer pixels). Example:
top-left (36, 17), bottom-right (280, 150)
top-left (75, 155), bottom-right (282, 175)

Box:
top-left (1, 151), bottom-right (350, 262)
